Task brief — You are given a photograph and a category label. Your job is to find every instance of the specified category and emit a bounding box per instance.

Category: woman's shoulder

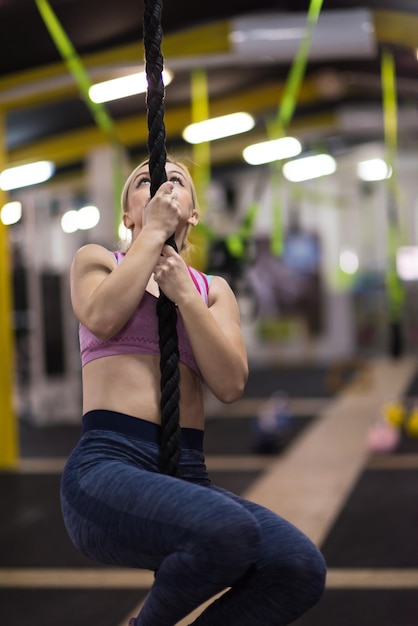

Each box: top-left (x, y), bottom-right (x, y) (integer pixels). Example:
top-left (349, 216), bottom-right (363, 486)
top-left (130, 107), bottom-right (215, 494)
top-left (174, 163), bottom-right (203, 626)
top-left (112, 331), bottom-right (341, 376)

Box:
top-left (72, 244), bottom-right (117, 270)
top-left (187, 267), bottom-right (233, 303)
top-left (208, 274), bottom-right (232, 292)
top-left (206, 274), bottom-right (237, 308)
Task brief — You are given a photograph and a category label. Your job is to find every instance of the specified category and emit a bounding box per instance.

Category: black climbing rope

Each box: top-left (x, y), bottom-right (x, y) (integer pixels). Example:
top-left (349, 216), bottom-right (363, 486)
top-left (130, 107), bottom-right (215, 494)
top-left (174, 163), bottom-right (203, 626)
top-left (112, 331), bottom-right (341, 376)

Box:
top-left (143, 0), bottom-right (181, 477)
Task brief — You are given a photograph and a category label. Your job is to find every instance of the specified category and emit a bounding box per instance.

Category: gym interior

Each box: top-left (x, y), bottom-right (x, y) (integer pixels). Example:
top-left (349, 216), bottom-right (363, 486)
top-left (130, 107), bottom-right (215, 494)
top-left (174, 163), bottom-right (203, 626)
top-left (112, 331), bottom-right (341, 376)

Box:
top-left (1, 2), bottom-right (418, 624)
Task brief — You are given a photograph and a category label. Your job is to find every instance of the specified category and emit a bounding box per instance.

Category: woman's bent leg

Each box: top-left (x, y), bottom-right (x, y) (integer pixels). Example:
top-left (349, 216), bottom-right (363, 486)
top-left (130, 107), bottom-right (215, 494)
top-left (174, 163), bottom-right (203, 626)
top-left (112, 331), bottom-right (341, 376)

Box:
top-left (61, 441), bottom-right (261, 626)
top-left (191, 487), bottom-right (327, 626)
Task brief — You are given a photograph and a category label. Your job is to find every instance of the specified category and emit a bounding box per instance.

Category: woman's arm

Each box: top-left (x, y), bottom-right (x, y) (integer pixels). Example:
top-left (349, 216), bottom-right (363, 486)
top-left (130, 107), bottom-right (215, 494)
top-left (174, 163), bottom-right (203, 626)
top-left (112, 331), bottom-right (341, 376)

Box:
top-left (186, 275), bottom-right (248, 403)
top-left (154, 246), bottom-right (248, 403)
top-left (71, 182), bottom-right (179, 339)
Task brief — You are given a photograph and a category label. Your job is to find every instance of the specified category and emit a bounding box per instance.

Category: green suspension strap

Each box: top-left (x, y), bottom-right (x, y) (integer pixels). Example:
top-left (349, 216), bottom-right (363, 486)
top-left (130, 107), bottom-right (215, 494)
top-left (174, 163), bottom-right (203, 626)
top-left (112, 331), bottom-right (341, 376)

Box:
top-left (269, 0), bottom-right (324, 256)
top-left (143, 0), bottom-right (181, 476)
top-left (381, 49), bottom-right (404, 357)
top-left (35, 0), bottom-right (124, 237)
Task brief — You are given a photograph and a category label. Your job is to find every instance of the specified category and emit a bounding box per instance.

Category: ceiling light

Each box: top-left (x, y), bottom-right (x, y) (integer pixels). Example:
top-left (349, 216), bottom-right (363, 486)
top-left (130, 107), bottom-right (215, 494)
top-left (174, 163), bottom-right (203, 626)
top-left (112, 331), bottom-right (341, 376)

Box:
top-left (61, 205), bottom-right (101, 233)
top-left (397, 247), bottom-right (418, 281)
top-left (243, 137), bottom-right (302, 165)
top-left (1, 201), bottom-right (22, 226)
top-left (339, 249), bottom-right (359, 275)
top-left (357, 158), bottom-right (392, 181)
top-left (78, 205), bottom-right (100, 230)
top-left (283, 154), bottom-right (337, 182)
top-left (0, 161), bottom-right (55, 190)
top-left (183, 112), bottom-right (255, 144)
top-left (61, 210), bottom-right (79, 234)
top-left (89, 69), bottom-right (173, 103)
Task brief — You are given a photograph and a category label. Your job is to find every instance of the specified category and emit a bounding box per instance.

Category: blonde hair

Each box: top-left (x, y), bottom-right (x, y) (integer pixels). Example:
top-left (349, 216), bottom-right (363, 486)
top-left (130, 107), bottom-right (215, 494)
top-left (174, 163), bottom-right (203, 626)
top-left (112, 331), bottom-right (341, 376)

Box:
top-left (121, 156), bottom-right (199, 255)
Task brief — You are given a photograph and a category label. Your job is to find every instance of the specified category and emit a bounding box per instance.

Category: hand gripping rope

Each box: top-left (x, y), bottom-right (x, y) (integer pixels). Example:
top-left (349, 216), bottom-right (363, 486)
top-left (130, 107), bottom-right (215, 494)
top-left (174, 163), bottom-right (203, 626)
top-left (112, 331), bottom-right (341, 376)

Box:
top-left (143, 0), bottom-right (182, 477)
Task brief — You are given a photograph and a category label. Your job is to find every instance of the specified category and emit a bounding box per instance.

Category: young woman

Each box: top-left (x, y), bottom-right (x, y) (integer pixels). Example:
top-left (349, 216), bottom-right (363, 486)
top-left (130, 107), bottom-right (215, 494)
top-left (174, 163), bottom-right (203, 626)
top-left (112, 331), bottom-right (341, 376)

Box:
top-left (60, 157), bottom-right (326, 626)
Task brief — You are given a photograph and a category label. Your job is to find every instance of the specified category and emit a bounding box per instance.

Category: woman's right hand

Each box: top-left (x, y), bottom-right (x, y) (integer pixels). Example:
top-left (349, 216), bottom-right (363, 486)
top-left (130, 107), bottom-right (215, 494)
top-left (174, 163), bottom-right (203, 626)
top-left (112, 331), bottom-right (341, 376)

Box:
top-left (142, 181), bottom-right (181, 242)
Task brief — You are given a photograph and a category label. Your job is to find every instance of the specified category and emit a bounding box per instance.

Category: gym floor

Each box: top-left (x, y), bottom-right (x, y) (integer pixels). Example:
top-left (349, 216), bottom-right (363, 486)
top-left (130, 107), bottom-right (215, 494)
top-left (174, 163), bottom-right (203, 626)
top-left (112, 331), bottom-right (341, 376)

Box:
top-left (1, 357), bottom-right (418, 626)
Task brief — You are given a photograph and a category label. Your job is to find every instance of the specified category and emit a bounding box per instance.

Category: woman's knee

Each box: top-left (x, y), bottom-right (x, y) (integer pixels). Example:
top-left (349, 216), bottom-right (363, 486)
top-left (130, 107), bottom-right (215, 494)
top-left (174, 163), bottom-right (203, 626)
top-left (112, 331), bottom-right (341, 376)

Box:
top-left (281, 545), bottom-right (327, 609)
top-left (302, 548), bottom-right (327, 605)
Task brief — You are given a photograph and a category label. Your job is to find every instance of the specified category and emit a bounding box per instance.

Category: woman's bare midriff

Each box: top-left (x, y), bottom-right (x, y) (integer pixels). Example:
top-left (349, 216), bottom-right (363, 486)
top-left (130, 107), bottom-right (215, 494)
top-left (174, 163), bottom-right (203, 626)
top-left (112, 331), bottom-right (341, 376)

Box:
top-left (82, 353), bottom-right (205, 430)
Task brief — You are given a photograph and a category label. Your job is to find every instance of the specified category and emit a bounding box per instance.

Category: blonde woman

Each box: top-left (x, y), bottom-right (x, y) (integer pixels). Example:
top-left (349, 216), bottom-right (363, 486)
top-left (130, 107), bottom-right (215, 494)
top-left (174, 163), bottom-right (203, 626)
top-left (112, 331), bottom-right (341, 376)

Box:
top-left (60, 158), bottom-right (326, 626)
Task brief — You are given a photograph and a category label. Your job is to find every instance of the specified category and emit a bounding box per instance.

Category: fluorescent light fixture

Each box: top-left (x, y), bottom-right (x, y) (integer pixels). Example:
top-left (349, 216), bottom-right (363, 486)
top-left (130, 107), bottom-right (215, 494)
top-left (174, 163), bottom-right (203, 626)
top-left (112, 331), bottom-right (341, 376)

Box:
top-left (339, 249), bottom-right (359, 275)
top-left (357, 158), bottom-right (392, 181)
top-left (397, 246), bottom-right (418, 281)
top-left (0, 161), bottom-right (55, 190)
top-left (78, 205), bottom-right (100, 230)
top-left (1, 201), bottom-right (22, 226)
top-left (89, 69), bottom-right (173, 103)
top-left (283, 154), bottom-right (337, 182)
top-left (183, 112), bottom-right (255, 144)
top-left (61, 210), bottom-right (79, 234)
top-left (61, 205), bottom-right (100, 233)
top-left (243, 136), bottom-right (302, 165)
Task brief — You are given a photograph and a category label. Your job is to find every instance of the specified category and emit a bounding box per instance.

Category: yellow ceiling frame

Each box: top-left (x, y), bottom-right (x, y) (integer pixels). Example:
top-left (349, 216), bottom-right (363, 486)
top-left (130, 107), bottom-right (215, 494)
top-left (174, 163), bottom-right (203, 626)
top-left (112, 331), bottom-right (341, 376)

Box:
top-left (0, 20), bottom-right (231, 110)
top-left (8, 77), bottom-right (329, 168)
top-left (3, 9), bottom-right (418, 171)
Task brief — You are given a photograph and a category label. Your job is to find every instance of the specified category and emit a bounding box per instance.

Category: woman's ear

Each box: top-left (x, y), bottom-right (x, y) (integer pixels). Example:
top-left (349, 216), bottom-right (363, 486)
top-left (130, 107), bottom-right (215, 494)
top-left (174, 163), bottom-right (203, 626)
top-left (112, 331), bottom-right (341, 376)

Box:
top-left (187, 209), bottom-right (199, 227)
top-left (123, 213), bottom-right (133, 229)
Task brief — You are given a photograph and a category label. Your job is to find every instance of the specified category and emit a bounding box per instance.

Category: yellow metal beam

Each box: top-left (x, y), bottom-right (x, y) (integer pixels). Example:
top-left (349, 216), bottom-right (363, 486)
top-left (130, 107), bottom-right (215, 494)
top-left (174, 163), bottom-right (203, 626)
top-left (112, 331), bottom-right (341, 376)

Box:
top-left (209, 111), bottom-right (337, 165)
top-left (8, 76), bottom-right (328, 168)
top-left (0, 20), bottom-right (231, 111)
top-left (2, 7), bottom-right (417, 108)
top-left (374, 9), bottom-right (418, 49)
top-left (0, 109), bottom-right (19, 470)
top-left (4, 8), bottom-right (410, 171)
top-left (1, 9), bottom-right (416, 113)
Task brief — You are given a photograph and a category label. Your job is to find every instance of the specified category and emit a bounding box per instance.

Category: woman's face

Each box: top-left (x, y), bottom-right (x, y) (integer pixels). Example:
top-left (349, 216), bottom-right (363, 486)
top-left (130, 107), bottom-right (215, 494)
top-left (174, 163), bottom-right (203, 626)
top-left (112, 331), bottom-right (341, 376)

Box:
top-left (123, 161), bottom-right (198, 246)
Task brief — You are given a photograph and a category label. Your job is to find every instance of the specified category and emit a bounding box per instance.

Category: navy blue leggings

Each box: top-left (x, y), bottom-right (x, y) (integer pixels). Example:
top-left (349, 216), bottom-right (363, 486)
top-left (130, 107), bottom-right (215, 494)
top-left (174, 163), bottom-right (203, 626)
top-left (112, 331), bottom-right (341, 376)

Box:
top-left (60, 410), bottom-right (326, 625)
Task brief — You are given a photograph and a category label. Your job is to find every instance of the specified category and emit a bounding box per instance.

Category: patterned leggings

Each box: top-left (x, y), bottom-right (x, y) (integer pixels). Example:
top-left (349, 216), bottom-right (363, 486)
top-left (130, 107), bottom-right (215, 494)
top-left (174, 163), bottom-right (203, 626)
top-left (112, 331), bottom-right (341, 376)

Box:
top-left (61, 410), bottom-right (326, 625)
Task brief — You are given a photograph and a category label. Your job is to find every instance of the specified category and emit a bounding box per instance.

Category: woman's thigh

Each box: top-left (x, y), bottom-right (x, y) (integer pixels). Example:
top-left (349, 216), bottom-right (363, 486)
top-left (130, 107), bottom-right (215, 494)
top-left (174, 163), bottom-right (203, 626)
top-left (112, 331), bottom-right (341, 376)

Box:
top-left (208, 484), bottom-right (325, 572)
top-left (61, 437), bottom-right (261, 570)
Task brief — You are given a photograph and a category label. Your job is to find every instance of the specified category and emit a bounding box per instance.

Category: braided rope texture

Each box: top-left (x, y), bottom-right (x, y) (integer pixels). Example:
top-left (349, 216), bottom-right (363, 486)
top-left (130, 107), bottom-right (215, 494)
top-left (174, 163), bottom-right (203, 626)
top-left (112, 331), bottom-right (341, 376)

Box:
top-left (144, 0), bottom-right (181, 477)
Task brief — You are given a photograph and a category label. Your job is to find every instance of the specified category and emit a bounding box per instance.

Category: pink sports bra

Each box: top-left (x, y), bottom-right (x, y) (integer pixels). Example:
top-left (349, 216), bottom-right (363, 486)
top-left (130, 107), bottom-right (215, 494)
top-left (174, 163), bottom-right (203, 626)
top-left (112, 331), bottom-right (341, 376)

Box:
top-left (79, 251), bottom-right (212, 379)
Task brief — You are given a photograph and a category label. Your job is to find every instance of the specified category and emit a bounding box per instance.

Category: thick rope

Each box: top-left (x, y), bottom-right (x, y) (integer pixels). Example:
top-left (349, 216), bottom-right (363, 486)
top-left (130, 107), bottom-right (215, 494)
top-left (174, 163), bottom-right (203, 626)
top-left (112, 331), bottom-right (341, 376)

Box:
top-left (143, 0), bottom-right (181, 477)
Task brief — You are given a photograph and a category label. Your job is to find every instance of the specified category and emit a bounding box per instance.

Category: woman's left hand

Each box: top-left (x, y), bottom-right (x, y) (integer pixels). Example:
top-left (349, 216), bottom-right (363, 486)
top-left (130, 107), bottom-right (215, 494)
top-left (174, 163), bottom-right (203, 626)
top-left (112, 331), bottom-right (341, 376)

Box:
top-left (153, 245), bottom-right (194, 304)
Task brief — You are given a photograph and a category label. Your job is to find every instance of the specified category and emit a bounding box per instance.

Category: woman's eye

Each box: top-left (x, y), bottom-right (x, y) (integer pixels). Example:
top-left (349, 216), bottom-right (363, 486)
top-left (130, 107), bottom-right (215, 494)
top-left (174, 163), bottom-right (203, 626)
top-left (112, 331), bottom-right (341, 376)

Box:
top-left (171, 176), bottom-right (183, 185)
top-left (136, 177), bottom-right (150, 187)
